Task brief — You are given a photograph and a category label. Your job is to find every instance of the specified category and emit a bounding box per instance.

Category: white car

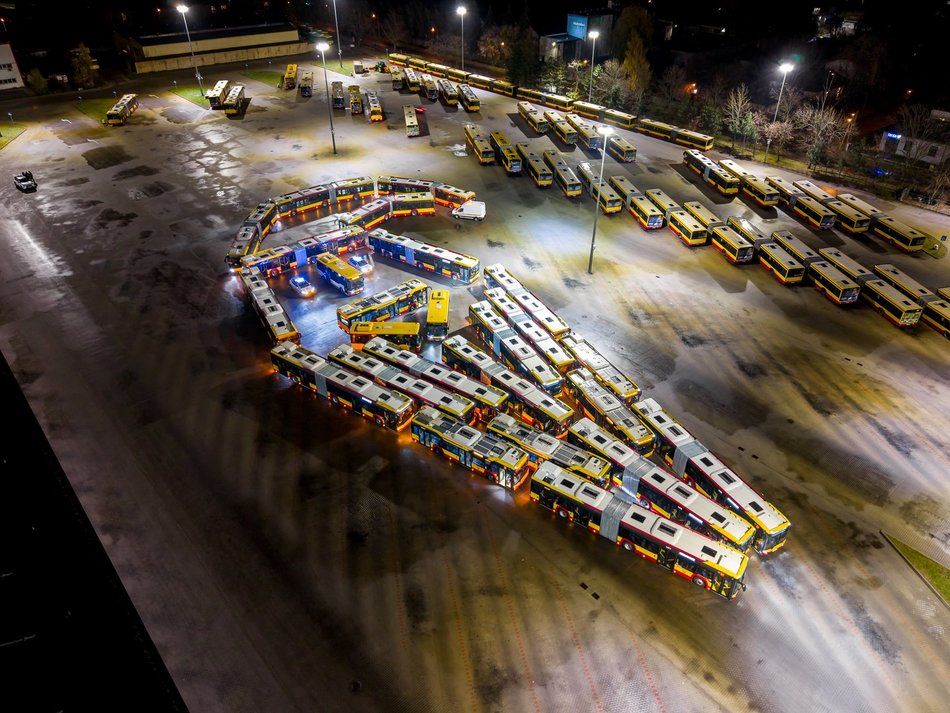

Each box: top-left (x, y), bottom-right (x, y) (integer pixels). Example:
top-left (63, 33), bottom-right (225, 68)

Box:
top-left (451, 200), bottom-right (486, 221)
top-left (347, 253), bottom-right (374, 274)
top-left (289, 275), bottom-right (315, 297)
top-left (14, 171), bottom-right (37, 192)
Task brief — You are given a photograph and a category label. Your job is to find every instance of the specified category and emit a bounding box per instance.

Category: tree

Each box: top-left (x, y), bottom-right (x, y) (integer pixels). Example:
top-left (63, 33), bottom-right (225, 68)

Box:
top-left (538, 59), bottom-right (568, 95)
top-left (723, 84), bottom-right (752, 151)
top-left (656, 65), bottom-right (686, 107)
top-left (795, 106), bottom-right (845, 170)
top-left (26, 68), bottom-right (49, 95)
top-left (477, 25), bottom-right (519, 65)
top-left (346, 0), bottom-right (370, 46)
top-left (773, 85), bottom-right (803, 123)
top-left (381, 12), bottom-right (408, 51)
top-left (698, 103), bottom-right (723, 137)
top-left (621, 34), bottom-right (650, 100)
top-left (924, 160), bottom-right (950, 206)
top-left (610, 6), bottom-right (652, 62)
top-left (759, 117), bottom-right (794, 163)
top-left (70, 44), bottom-right (99, 90)
top-left (895, 104), bottom-right (946, 164)
top-left (505, 29), bottom-right (540, 88)
top-left (593, 60), bottom-right (627, 107)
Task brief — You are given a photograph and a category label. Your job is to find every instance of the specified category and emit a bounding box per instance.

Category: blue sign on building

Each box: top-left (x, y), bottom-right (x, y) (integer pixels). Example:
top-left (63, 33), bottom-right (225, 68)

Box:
top-left (567, 14), bottom-right (588, 40)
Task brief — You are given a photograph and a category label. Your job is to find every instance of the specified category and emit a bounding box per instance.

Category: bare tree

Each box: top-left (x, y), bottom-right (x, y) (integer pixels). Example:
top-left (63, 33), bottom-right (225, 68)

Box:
top-left (593, 59), bottom-right (627, 108)
top-left (759, 115), bottom-right (794, 163)
top-left (704, 71), bottom-right (731, 108)
top-left (346, 0), bottom-right (369, 46)
top-left (656, 65), bottom-right (686, 106)
top-left (723, 84), bottom-right (752, 151)
top-left (925, 160), bottom-right (950, 206)
top-left (795, 106), bottom-right (845, 170)
top-left (895, 104), bottom-right (944, 164)
top-left (774, 85), bottom-right (804, 123)
top-left (477, 25), bottom-right (519, 65)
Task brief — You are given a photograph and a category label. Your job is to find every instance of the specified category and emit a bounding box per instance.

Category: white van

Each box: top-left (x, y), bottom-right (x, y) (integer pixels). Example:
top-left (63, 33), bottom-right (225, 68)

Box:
top-left (451, 200), bottom-right (486, 221)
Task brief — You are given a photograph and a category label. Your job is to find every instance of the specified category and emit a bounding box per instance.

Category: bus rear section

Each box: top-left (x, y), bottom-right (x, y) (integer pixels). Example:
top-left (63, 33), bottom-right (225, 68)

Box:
top-left (206, 80), bottom-right (230, 108)
top-left (426, 289), bottom-right (450, 341)
top-left (667, 210), bottom-right (708, 247)
top-left (709, 225), bottom-right (754, 264)
top-left (807, 261), bottom-right (861, 305)
top-left (489, 131), bottom-right (522, 174)
top-left (757, 242), bottom-right (805, 285)
top-left (464, 124), bottom-right (495, 164)
top-left (860, 280), bottom-right (923, 328)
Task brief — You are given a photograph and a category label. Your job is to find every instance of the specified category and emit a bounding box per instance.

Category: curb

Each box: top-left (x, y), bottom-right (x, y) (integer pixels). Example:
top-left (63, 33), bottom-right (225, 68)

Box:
top-left (879, 530), bottom-right (950, 612)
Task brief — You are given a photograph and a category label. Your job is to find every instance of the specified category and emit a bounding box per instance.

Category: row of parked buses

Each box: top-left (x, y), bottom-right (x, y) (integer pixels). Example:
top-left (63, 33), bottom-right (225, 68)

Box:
top-left (386, 53), bottom-right (714, 150)
top-left (227, 175), bottom-right (478, 269)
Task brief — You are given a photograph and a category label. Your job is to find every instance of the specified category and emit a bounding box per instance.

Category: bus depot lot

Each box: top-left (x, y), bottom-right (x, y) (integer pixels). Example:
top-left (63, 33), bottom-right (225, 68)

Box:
top-left (2, 60), bottom-right (949, 713)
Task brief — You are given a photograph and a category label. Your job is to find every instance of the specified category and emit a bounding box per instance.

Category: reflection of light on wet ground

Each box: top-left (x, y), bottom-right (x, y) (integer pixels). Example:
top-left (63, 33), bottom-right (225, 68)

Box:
top-left (7, 219), bottom-right (73, 280)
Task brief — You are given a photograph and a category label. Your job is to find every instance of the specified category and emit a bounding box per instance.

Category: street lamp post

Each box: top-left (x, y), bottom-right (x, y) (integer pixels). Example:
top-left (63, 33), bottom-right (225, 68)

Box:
top-left (457, 7), bottom-right (467, 72)
top-left (317, 42), bottom-right (338, 155)
top-left (331, 0), bottom-right (342, 68)
top-left (587, 30), bottom-right (599, 103)
top-left (764, 62), bottom-right (793, 165)
top-left (176, 5), bottom-right (205, 98)
top-left (588, 126), bottom-right (612, 275)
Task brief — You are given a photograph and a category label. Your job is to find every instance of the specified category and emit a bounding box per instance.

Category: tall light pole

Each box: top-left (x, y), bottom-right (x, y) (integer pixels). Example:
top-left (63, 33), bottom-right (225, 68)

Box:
top-left (587, 30), bottom-right (599, 103)
top-left (176, 5), bottom-right (205, 98)
top-left (764, 62), bottom-right (793, 165)
top-left (588, 125), bottom-right (612, 275)
top-left (457, 7), bottom-right (467, 72)
top-left (331, 0), bottom-right (342, 68)
top-left (317, 42), bottom-right (337, 155)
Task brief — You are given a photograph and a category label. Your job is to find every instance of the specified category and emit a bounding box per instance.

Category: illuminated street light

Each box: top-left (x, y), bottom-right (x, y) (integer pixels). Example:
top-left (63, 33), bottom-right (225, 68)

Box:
top-left (587, 30), bottom-right (599, 103)
top-left (331, 0), bottom-right (342, 68)
top-left (457, 7), bottom-right (467, 72)
top-left (176, 5), bottom-right (205, 99)
top-left (764, 62), bottom-right (793, 165)
top-left (588, 125), bottom-right (613, 274)
top-left (316, 42), bottom-right (338, 155)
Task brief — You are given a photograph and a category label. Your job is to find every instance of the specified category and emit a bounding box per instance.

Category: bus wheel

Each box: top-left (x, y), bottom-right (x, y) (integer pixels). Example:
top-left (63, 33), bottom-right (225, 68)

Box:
top-left (330, 395), bottom-right (339, 405)
top-left (411, 209), bottom-right (418, 216)
top-left (557, 508), bottom-right (569, 519)
top-left (622, 541), bottom-right (634, 551)
top-left (692, 575), bottom-right (707, 588)
top-left (374, 416), bottom-right (383, 427)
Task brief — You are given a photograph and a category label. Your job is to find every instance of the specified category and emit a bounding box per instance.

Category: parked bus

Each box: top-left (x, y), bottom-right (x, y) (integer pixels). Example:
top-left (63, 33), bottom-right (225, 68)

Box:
top-left (792, 179), bottom-right (836, 204)
top-left (566, 368), bottom-right (655, 456)
top-left (458, 84), bottom-right (480, 111)
top-left (106, 93), bottom-right (139, 125)
top-left (571, 101), bottom-right (604, 120)
top-left (488, 413), bottom-right (611, 487)
top-left (349, 321), bottom-right (423, 351)
top-left (387, 53), bottom-right (410, 66)
top-left (543, 150), bottom-right (582, 197)
top-left (403, 105), bottom-right (420, 137)
top-left (251, 290), bottom-right (300, 343)
top-left (718, 157), bottom-right (778, 205)
top-left (566, 114), bottom-right (604, 150)
top-left (366, 90), bottom-right (384, 121)
top-left (682, 150), bottom-right (740, 195)
top-left (483, 288), bottom-right (575, 374)
top-left (681, 201), bottom-right (724, 233)
top-left (447, 68), bottom-right (472, 84)
top-left (628, 193), bottom-right (664, 229)
top-left (575, 163), bottom-right (623, 214)
top-left (818, 247), bottom-right (875, 285)
top-left (603, 109), bottom-right (637, 130)
top-left (282, 64), bottom-right (298, 90)
top-left (222, 85), bottom-right (245, 116)
top-left (491, 79), bottom-right (516, 97)
top-left (331, 80), bottom-right (345, 109)
top-left (314, 252), bottom-right (364, 295)
top-left (872, 215), bottom-right (928, 253)
top-left (544, 111), bottom-right (577, 145)
top-left (329, 345), bottom-right (475, 424)
top-left (437, 78), bottom-right (458, 105)
top-left (403, 67), bottom-right (420, 92)
top-left (724, 216), bottom-right (770, 252)
top-left (771, 230), bottom-right (821, 266)
top-left (921, 299), bottom-right (950, 338)
top-left (668, 210), bottom-right (709, 247)
top-left (606, 137), bottom-right (638, 163)
top-left (860, 279), bottom-right (924, 327)
top-left (442, 335), bottom-right (575, 436)
top-left (390, 67), bottom-right (405, 90)
top-left (465, 73), bottom-right (492, 90)
top-left (515, 87), bottom-right (543, 103)
top-left (871, 264), bottom-right (937, 304)
top-left (464, 123), bottom-right (495, 164)
top-left (412, 407), bottom-right (530, 489)
top-left (432, 183), bottom-right (476, 208)
top-left (336, 278), bottom-right (430, 331)
top-left (636, 119), bottom-right (714, 150)
top-left (426, 289), bottom-right (450, 341)
top-left (376, 176), bottom-right (435, 195)
top-left (368, 228), bottom-right (480, 284)
top-left (468, 301), bottom-right (563, 396)
top-left (560, 334), bottom-right (641, 405)
top-left (206, 80), bottom-right (230, 108)
top-left (825, 200), bottom-right (871, 234)
top-left (530, 462), bottom-right (748, 598)
top-left (518, 101), bottom-right (549, 133)
top-left (360, 337), bottom-right (507, 422)
top-left (791, 195), bottom-right (836, 230)
top-left (835, 193), bottom-right (885, 221)
top-left (540, 92), bottom-right (573, 112)
top-left (271, 341), bottom-right (414, 431)
top-left (765, 176), bottom-right (804, 205)
top-left (607, 175), bottom-right (642, 210)
top-left (525, 155), bottom-right (553, 187)
top-left (424, 63), bottom-right (449, 78)
top-left (349, 85), bottom-right (363, 114)
top-left (489, 131), bottom-right (522, 174)
top-left (419, 74), bottom-right (438, 100)
top-left (709, 225), bottom-right (754, 264)
top-left (645, 188), bottom-right (680, 221)
top-left (299, 72), bottom-right (313, 97)
top-left (807, 260), bottom-right (861, 305)
top-left (757, 242), bottom-right (805, 285)
top-left (390, 192), bottom-right (435, 217)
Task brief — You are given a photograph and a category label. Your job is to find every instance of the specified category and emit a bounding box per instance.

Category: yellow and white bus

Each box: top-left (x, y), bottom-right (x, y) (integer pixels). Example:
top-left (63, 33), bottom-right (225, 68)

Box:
top-left (871, 263), bottom-right (937, 304)
top-left (792, 179), bottom-right (836, 204)
top-left (765, 175), bottom-right (804, 205)
top-left (518, 101), bottom-right (549, 134)
top-left (921, 299), bottom-right (950, 338)
top-left (606, 137), bottom-right (637, 163)
top-left (817, 247), bottom-right (874, 284)
top-left (860, 280), bottom-right (923, 328)
top-left (106, 93), bottom-right (139, 125)
top-left (683, 201), bottom-right (724, 231)
top-left (458, 84), bottom-right (480, 111)
top-left (282, 64), bottom-right (298, 90)
top-left (757, 242), bottom-right (805, 284)
top-left (807, 260), bottom-right (861, 305)
top-left (770, 229), bottom-right (821, 267)
top-left (710, 225), bottom-right (754, 264)
top-left (403, 105), bottom-right (420, 137)
top-left (489, 131), bottom-right (522, 174)
top-left (316, 252), bottom-right (365, 296)
top-left (726, 216), bottom-right (770, 251)
top-left (629, 193), bottom-right (664, 229)
top-left (835, 193), bottom-right (885, 221)
top-left (403, 67), bottom-right (420, 91)
top-left (437, 78), bottom-right (458, 105)
top-left (349, 321), bottom-right (424, 351)
top-left (668, 210), bottom-right (709, 247)
top-left (645, 188), bottom-right (680, 221)
top-left (825, 200), bottom-right (871, 233)
top-left (366, 90), bottom-right (384, 121)
top-left (463, 123), bottom-right (495, 164)
top-left (607, 175), bottom-right (642, 210)
top-left (577, 163), bottom-right (622, 214)
top-left (206, 80), bottom-right (230, 108)
top-left (426, 289), bottom-right (450, 341)
top-left (544, 110), bottom-right (577, 144)
top-left (543, 150), bottom-right (582, 197)
top-left (222, 85), bottom-right (245, 116)
top-left (791, 195), bottom-right (836, 230)
top-left (872, 215), bottom-right (928, 253)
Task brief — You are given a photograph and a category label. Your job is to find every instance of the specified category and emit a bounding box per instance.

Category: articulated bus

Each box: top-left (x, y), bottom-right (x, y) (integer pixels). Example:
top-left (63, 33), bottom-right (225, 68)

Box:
top-left (331, 81), bottom-right (346, 109)
top-left (571, 101), bottom-right (604, 120)
top-left (765, 176), bottom-right (804, 206)
top-left (419, 74), bottom-right (438, 101)
top-left (403, 105), bottom-right (420, 137)
top-left (464, 124), bottom-right (495, 164)
top-left (316, 252), bottom-right (365, 295)
top-left (387, 53), bottom-right (409, 67)
top-left (368, 228), bottom-right (480, 283)
top-left (860, 280), bottom-right (923, 327)
top-left (482, 263), bottom-right (523, 293)
top-left (710, 225), bottom-right (755, 264)
top-left (725, 216), bottom-right (770, 252)
top-left (271, 341), bottom-right (414, 431)
top-left (668, 210), bottom-right (709, 246)
top-left (488, 413), bottom-right (612, 487)
top-left (518, 101), bottom-right (549, 133)
top-left (567, 116), bottom-right (604, 151)
top-left (391, 192), bottom-right (435, 217)
top-left (340, 197), bottom-right (393, 229)
top-left (482, 264), bottom-right (572, 341)
top-left (560, 334), bottom-right (641, 405)
top-left (273, 184), bottom-right (329, 217)
top-left (807, 260), bottom-right (861, 305)
top-left (238, 227), bottom-right (367, 275)
top-left (636, 119), bottom-right (714, 151)
top-left (465, 73), bottom-right (493, 90)
top-left (530, 462), bottom-right (748, 598)
top-left (603, 109), bottom-right (637, 130)
top-left (770, 230), bottom-right (821, 267)
top-left (407, 57), bottom-right (429, 71)
top-left (791, 195), bottom-right (836, 230)
top-left (390, 67), bottom-right (404, 90)
top-left (757, 242), bottom-right (805, 284)
top-left (332, 176), bottom-right (376, 202)
top-left (515, 86), bottom-right (543, 103)
top-left (825, 200), bottom-right (871, 234)
top-left (818, 247), bottom-right (875, 285)
top-left (628, 192), bottom-right (665, 229)
top-left (206, 80), bottom-right (230, 108)
top-left (792, 179), bottom-right (836, 205)
top-left (835, 193), bottom-right (885, 222)
top-left (437, 78), bottom-right (458, 105)
top-left (403, 68), bottom-right (420, 92)
top-left (489, 131), bottom-right (522, 174)
top-left (282, 64), bottom-right (298, 90)
top-left (106, 93), bottom-right (139, 125)
top-left (872, 215), bottom-right (928, 253)
top-left (361, 336), bottom-right (507, 422)
top-left (336, 278), bottom-right (430, 331)
top-left (426, 289), bottom-right (450, 341)
top-left (329, 345), bottom-right (476, 424)
top-left (682, 150), bottom-right (740, 195)
top-left (544, 111), bottom-right (577, 145)
top-left (483, 288), bottom-right (574, 374)
top-left (577, 163), bottom-right (623, 214)
top-left (525, 156), bottom-right (554, 187)
top-left (458, 84), bottom-right (480, 112)
top-left (366, 91), bottom-right (384, 121)
top-left (645, 188), bottom-right (680, 221)
top-left (568, 419), bottom-right (755, 551)
top-left (349, 321), bottom-right (423, 351)
top-left (445, 67), bottom-right (471, 83)
top-left (432, 183), bottom-right (476, 208)
top-left (542, 150), bottom-right (583, 197)
top-left (565, 368), bottom-right (655, 456)
top-left (424, 63), bottom-right (449, 78)
top-left (606, 138), bottom-right (637, 163)
top-left (607, 175), bottom-right (641, 209)
top-left (742, 176), bottom-right (780, 207)
top-left (376, 176), bottom-right (435, 195)
top-left (412, 407), bottom-right (530, 489)
top-left (349, 85), bottom-right (363, 114)
top-left (541, 92), bottom-right (574, 112)
top-left (442, 335), bottom-right (574, 436)
top-left (871, 264), bottom-right (937, 305)
top-left (633, 398), bottom-right (790, 555)
top-left (468, 301), bottom-right (563, 396)
top-left (251, 291), bottom-right (300, 344)
top-left (921, 299), bottom-right (950, 338)
top-left (492, 79), bottom-right (516, 97)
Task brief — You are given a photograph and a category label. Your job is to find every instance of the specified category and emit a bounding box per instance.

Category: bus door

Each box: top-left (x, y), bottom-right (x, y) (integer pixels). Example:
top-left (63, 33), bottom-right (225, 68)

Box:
top-left (657, 547), bottom-right (677, 570)
top-left (711, 571), bottom-right (737, 597)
